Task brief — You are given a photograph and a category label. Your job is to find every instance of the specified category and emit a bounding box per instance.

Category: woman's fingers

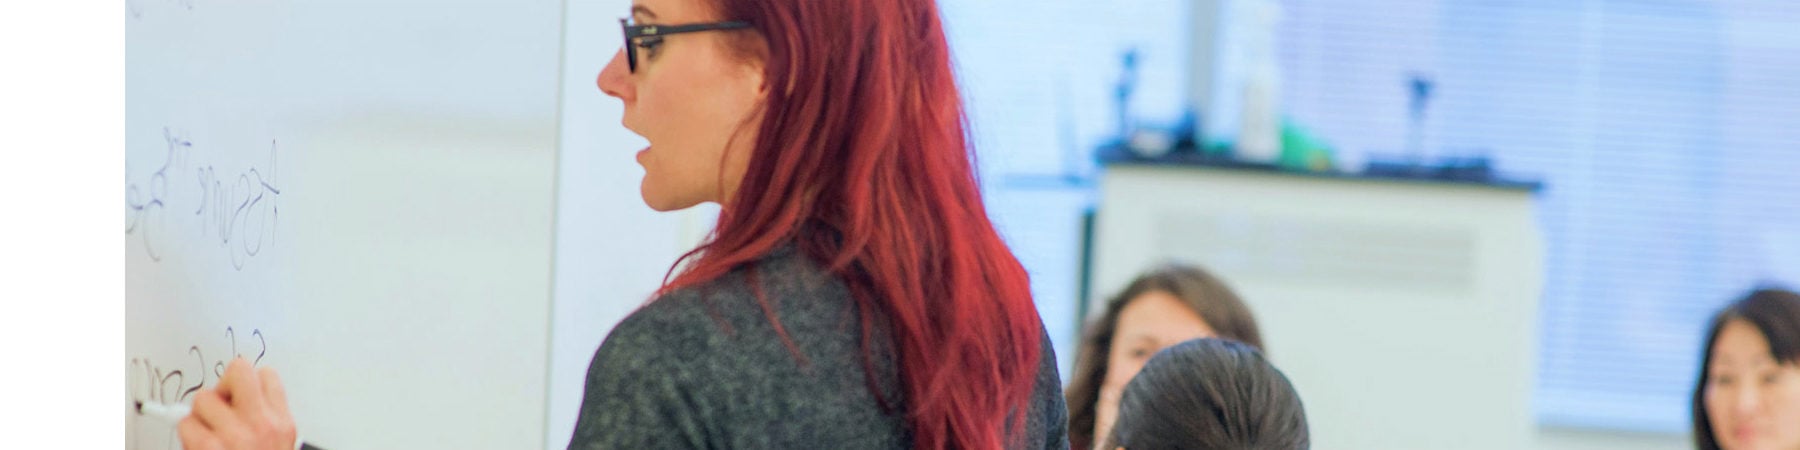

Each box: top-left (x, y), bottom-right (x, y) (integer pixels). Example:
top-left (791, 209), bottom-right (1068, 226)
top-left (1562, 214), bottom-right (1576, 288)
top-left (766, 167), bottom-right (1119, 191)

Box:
top-left (257, 366), bottom-right (300, 445)
top-left (178, 414), bottom-right (226, 450)
top-left (260, 366), bottom-right (291, 423)
top-left (178, 359), bottom-right (299, 450)
top-left (217, 357), bottom-right (268, 416)
top-left (191, 388), bottom-right (244, 435)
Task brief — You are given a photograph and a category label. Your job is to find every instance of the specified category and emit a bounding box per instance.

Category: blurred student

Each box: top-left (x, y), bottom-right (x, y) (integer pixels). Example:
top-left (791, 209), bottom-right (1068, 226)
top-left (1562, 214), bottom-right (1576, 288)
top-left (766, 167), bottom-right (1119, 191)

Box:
top-left (1066, 264), bottom-right (1265, 450)
top-left (1694, 287), bottom-right (1800, 450)
top-left (1101, 338), bottom-right (1308, 450)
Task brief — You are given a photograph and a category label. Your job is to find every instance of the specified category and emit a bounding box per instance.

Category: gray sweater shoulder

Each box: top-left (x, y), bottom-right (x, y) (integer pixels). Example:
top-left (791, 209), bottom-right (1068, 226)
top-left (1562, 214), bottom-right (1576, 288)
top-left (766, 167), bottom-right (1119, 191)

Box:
top-left (568, 248), bottom-right (1069, 450)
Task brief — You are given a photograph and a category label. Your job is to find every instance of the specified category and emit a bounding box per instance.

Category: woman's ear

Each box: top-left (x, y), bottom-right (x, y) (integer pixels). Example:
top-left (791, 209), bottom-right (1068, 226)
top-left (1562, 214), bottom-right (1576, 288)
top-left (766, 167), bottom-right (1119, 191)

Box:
top-left (753, 68), bottom-right (769, 99)
top-left (741, 54), bottom-right (765, 89)
top-left (732, 35), bottom-right (770, 99)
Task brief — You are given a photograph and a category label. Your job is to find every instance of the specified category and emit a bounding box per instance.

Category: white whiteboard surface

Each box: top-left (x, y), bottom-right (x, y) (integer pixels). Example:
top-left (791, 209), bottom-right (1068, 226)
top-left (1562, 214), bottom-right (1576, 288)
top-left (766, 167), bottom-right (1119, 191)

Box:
top-left (126, 1), bottom-right (565, 449)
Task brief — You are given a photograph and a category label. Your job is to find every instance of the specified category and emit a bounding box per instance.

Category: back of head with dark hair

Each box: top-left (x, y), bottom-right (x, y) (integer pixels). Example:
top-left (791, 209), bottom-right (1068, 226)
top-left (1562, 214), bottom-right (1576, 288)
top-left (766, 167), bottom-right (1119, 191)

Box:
top-left (1067, 263), bottom-right (1264, 449)
top-left (1103, 338), bottom-right (1309, 450)
top-left (1692, 287), bottom-right (1800, 450)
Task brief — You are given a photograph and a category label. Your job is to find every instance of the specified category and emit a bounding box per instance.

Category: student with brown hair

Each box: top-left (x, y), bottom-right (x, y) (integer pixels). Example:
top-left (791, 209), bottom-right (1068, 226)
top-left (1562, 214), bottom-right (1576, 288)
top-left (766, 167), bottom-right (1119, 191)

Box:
top-left (1066, 263), bottom-right (1265, 450)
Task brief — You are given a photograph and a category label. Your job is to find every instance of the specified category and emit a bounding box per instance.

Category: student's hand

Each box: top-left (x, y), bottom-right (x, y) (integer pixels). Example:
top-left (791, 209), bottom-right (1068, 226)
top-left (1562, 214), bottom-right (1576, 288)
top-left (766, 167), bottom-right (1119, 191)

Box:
top-left (179, 357), bottom-right (298, 450)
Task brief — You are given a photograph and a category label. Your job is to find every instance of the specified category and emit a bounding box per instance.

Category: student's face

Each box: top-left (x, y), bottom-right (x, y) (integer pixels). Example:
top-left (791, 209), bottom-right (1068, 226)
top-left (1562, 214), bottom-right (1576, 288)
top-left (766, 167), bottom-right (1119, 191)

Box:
top-left (1705, 319), bottom-right (1800, 450)
top-left (1093, 290), bottom-right (1216, 449)
top-left (597, 0), bottom-right (764, 211)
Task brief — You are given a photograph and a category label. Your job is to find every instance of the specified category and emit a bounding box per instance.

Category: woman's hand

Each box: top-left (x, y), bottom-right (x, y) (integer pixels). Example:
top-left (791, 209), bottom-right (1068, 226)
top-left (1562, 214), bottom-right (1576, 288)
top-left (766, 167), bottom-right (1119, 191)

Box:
top-left (178, 357), bottom-right (298, 450)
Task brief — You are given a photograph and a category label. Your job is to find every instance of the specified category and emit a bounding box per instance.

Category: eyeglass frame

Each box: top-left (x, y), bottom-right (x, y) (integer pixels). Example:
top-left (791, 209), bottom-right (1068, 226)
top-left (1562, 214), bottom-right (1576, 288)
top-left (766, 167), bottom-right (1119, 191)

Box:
top-left (619, 18), bottom-right (753, 73)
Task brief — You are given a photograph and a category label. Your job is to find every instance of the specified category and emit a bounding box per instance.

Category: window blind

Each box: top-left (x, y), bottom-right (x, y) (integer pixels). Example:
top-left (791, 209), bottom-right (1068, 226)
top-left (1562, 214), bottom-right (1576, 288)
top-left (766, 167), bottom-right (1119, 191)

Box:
top-left (1276, 0), bottom-right (1800, 432)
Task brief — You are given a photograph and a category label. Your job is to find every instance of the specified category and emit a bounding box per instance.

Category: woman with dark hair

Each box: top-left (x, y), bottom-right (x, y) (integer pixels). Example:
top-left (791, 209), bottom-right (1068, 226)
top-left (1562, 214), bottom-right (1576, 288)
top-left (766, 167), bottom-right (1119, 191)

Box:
top-left (1066, 264), bottom-right (1264, 450)
top-left (1101, 338), bottom-right (1308, 450)
top-left (1693, 287), bottom-right (1800, 450)
top-left (177, 0), bottom-right (1068, 448)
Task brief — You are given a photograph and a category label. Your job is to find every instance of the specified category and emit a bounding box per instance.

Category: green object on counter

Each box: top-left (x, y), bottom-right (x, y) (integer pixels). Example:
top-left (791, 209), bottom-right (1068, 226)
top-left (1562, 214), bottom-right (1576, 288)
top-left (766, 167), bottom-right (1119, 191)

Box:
top-left (1279, 118), bottom-right (1336, 172)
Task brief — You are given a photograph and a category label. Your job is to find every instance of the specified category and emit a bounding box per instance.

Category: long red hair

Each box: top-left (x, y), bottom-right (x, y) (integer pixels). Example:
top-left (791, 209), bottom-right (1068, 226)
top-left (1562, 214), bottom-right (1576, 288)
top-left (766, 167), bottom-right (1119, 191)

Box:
top-left (655, 0), bottom-right (1044, 448)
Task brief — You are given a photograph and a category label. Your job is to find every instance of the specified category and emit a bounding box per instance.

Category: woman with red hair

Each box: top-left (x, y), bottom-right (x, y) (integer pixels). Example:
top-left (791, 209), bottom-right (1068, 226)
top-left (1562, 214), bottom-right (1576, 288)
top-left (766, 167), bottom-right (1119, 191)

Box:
top-left (178, 0), bottom-right (1068, 448)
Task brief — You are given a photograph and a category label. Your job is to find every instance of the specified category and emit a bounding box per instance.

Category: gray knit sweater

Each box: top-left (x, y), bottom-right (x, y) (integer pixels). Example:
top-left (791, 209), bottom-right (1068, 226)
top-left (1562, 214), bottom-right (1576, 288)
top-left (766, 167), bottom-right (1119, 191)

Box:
top-left (567, 246), bottom-right (1069, 449)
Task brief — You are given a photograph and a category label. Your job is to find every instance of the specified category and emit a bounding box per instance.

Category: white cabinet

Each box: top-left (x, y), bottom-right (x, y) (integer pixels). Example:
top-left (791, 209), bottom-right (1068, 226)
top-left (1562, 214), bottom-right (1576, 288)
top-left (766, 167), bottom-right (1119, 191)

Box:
top-left (1090, 162), bottom-right (1543, 450)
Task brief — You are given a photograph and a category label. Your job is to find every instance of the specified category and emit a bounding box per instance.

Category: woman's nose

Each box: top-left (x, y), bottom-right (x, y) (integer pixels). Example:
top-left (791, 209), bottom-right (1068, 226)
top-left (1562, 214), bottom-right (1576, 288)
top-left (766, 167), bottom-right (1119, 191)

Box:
top-left (597, 48), bottom-right (632, 101)
top-left (1734, 384), bottom-right (1764, 415)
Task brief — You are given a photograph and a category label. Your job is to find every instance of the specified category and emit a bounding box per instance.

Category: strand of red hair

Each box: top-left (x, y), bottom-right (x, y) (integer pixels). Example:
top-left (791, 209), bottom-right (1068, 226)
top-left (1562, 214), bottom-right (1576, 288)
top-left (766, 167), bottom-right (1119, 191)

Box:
top-left (653, 0), bottom-right (1044, 448)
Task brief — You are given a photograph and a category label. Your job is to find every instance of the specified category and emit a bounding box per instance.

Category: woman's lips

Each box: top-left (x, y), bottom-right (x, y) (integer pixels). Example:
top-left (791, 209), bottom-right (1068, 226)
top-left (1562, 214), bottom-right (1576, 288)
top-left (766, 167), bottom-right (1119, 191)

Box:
top-left (1733, 425), bottom-right (1757, 443)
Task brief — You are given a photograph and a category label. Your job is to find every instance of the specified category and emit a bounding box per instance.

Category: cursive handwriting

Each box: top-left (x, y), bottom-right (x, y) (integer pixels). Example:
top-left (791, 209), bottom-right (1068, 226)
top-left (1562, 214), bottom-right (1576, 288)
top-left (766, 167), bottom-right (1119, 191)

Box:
top-left (194, 140), bottom-right (281, 270)
top-left (126, 127), bottom-right (284, 270)
top-left (126, 128), bottom-right (192, 263)
top-left (128, 326), bottom-right (270, 449)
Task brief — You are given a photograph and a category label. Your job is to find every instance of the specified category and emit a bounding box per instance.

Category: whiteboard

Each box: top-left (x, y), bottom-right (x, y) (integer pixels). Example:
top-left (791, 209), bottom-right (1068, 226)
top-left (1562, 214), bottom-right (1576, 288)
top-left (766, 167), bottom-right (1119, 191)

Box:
top-left (125, 1), bottom-right (566, 448)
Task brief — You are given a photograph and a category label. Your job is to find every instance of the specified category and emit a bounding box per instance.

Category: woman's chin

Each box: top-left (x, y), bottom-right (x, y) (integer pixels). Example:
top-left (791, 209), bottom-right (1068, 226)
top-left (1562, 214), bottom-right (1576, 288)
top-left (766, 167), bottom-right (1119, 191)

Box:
top-left (643, 200), bottom-right (687, 212)
top-left (639, 185), bottom-right (701, 212)
top-left (639, 190), bottom-right (678, 212)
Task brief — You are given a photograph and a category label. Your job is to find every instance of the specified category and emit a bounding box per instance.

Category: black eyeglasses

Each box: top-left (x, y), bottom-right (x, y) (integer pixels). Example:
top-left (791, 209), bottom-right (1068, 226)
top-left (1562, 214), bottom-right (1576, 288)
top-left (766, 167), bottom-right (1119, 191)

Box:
top-left (619, 18), bottom-right (752, 73)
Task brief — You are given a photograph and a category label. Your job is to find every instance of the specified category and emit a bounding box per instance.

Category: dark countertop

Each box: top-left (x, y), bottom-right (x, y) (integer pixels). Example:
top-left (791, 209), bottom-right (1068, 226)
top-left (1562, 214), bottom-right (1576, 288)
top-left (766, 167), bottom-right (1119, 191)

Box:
top-left (1097, 144), bottom-right (1544, 192)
